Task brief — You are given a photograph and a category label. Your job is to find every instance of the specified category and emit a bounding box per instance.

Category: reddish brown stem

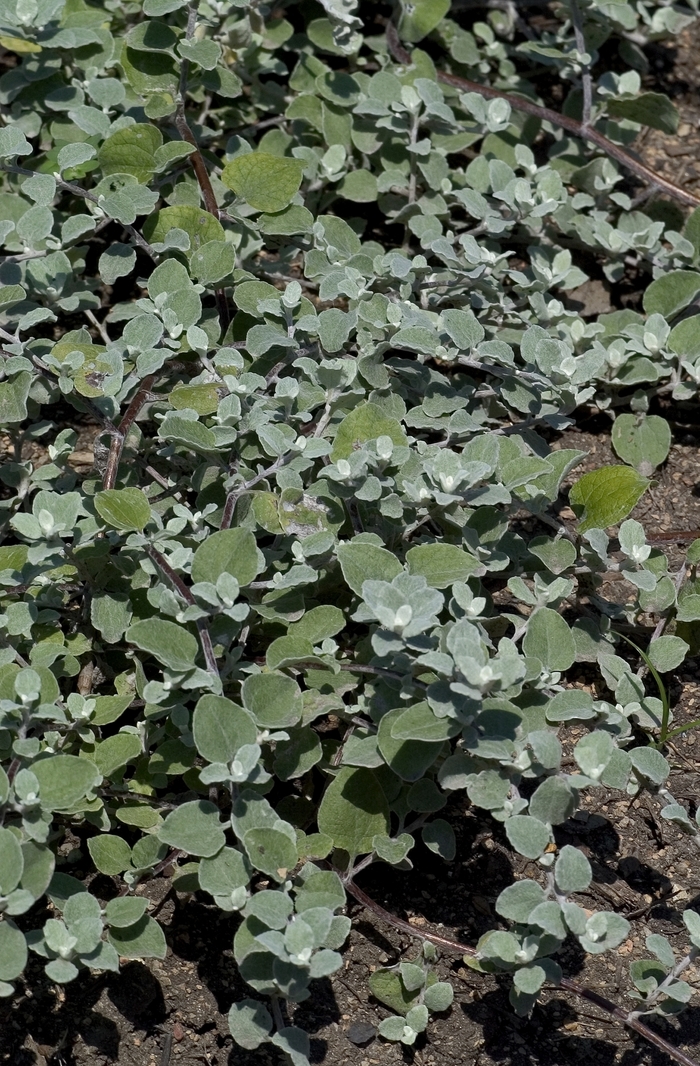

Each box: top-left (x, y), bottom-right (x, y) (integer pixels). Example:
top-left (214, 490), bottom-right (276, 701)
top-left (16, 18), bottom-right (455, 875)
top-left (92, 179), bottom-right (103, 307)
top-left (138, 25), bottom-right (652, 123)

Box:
top-left (386, 22), bottom-right (700, 209)
top-left (647, 530), bottom-right (700, 545)
top-left (174, 105), bottom-right (230, 336)
top-left (346, 880), bottom-right (700, 1066)
top-left (103, 375), bottom-right (156, 491)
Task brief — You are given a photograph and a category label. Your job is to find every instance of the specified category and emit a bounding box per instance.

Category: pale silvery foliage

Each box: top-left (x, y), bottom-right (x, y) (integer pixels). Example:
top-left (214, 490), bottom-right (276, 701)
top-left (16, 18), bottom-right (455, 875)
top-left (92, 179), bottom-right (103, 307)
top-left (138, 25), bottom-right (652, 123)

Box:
top-left (1, 0), bottom-right (700, 1059)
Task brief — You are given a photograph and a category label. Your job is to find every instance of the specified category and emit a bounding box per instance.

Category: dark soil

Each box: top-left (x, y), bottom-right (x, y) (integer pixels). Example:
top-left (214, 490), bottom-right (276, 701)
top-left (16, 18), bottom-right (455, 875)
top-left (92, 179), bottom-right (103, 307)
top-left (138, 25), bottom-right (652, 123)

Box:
top-left (5, 12), bottom-right (700, 1066)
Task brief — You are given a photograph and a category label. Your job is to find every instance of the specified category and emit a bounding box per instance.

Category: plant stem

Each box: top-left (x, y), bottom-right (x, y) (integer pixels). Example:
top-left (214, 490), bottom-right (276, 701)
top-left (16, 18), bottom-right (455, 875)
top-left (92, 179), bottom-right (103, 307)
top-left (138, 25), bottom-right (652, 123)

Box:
top-left (146, 546), bottom-right (220, 679)
top-left (386, 22), bottom-right (700, 208)
top-left (103, 375), bottom-right (156, 491)
top-left (220, 453), bottom-right (293, 530)
top-left (174, 1), bottom-right (230, 336)
top-left (345, 880), bottom-right (700, 1066)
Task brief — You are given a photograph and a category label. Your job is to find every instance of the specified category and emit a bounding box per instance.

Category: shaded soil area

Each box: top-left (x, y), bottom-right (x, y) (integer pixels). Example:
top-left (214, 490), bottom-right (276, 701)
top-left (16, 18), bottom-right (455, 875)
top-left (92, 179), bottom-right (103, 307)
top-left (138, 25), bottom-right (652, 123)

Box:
top-left (5, 11), bottom-right (700, 1066)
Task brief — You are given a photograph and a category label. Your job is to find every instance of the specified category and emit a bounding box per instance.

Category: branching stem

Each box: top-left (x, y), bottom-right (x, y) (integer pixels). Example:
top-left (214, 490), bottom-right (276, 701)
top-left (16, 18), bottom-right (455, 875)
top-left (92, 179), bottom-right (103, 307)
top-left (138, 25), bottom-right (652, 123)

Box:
top-left (346, 880), bottom-right (700, 1066)
top-left (386, 22), bottom-right (700, 208)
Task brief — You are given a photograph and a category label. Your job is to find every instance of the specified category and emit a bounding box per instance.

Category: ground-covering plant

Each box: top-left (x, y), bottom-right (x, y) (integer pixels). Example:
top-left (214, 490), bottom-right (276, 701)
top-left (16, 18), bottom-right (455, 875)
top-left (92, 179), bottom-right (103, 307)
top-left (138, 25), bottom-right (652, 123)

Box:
top-left (3, 0), bottom-right (700, 1061)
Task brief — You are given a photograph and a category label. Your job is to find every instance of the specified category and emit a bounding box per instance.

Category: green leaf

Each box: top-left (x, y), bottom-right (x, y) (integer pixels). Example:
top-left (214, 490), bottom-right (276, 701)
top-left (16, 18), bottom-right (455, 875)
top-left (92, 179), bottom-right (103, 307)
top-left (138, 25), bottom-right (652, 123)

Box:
top-left (95, 488), bottom-right (151, 531)
top-left (142, 205), bottom-right (225, 253)
top-left (199, 846), bottom-right (251, 909)
top-left (611, 414), bottom-right (671, 473)
top-left (91, 593), bottom-right (132, 644)
top-left (90, 733), bottom-right (142, 777)
top-left (336, 542), bottom-right (403, 596)
top-left (424, 981), bottom-right (454, 1012)
top-left (421, 818), bottom-right (456, 860)
top-left (92, 695), bottom-right (133, 726)
top-left (0, 921), bottom-right (27, 982)
top-left (504, 815), bottom-right (550, 859)
top-left (378, 709), bottom-right (445, 782)
top-left (406, 543), bottom-right (482, 588)
top-left (0, 828), bottom-right (24, 895)
top-left (193, 694), bottom-right (257, 764)
top-left (104, 897), bottom-right (149, 928)
top-left (191, 527), bottom-right (260, 586)
top-left (126, 618), bottom-right (199, 672)
top-left (398, 0), bottom-right (451, 42)
top-left (607, 92), bottom-right (678, 133)
top-left (390, 702), bottom-right (461, 742)
top-left (554, 845), bottom-right (592, 893)
top-left (18, 841), bottom-right (54, 901)
top-left (33, 755), bottom-right (102, 811)
top-left (97, 124), bottom-right (163, 182)
top-left (99, 244), bottom-right (135, 285)
top-left (228, 999), bottom-right (273, 1050)
top-left (668, 315), bottom-right (700, 358)
top-left (0, 126), bottom-right (32, 158)
top-left (107, 914), bottom-right (167, 959)
top-left (643, 270), bottom-right (700, 318)
top-left (241, 673), bottom-right (303, 728)
top-left (496, 880), bottom-right (546, 922)
top-left (87, 834), bottom-right (132, 875)
top-left (221, 152), bottom-right (304, 213)
top-left (528, 776), bottom-right (576, 825)
top-left (574, 730), bottom-right (614, 780)
top-left (121, 45), bottom-right (178, 96)
top-left (629, 746), bottom-right (669, 785)
top-left (331, 402), bottom-right (407, 461)
top-left (317, 767), bottom-right (391, 857)
top-left (274, 726), bottom-right (323, 781)
top-left (569, 466), bottom-right (649, 533)
top-left (190, 240), bottom-right (236, 284)
top-left (242, 827), bottom-right (298, 880)
top-left (647, 635), bottom-right (689, 673)
top-left (0, 372), bottom-right (31, 423)
top-left (270, 1026), bottom-right (311, 1066)
top-left (158, 800), bottom-right (226, 857)
top-left (522, 608), bottom-right (575, 672)
top-left (369, 967), bottom-right (421, 1013)
top-left (337, 169), bottom-right (378, 202)
top-left (290, 605), bottom-right (345, 643)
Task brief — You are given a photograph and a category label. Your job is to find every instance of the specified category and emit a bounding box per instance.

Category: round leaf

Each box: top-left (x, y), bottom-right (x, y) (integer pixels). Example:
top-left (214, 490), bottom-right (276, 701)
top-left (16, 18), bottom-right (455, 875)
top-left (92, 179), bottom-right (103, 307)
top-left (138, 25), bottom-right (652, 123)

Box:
top-left (0, 921), bottom-right (27, 982)
top-left (241, 673), bottom-right (303, 729)
top-left (193, 694), bottom-right (257, 764)
top-left (33, 755), bottom-right (102, 811)
top-left (569, 466), bottom-right (649, 533)
top-left (191, 528), bottom-right (260, 587)
top-left (95, 487), bottom-right (151, 531)
top-left (317, 767), bottom-right (391, 857)
top-left (158, 800), bottom-right (226, 857)
top-left (221, 152), bottom-right (304, 213)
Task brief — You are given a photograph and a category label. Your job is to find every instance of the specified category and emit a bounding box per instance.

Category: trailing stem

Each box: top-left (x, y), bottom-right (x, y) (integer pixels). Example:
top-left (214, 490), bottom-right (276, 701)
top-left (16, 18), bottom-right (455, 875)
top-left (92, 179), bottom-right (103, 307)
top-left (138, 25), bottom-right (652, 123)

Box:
top-left (345, 880), bottom-right (700, 1066)
top-left (386, 22), bottom-right (700, 209)
top-left (174, 1), bottom-right (230, 336)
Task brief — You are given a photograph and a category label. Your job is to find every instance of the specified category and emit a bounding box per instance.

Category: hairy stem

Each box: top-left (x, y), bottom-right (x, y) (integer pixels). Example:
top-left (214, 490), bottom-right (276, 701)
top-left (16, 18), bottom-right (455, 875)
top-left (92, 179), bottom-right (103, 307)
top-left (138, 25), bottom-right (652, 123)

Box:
top-left (103, 375), bottom-right (156, 491)
top-left (174, 2), bottom-right (230, 336)
top-left (386, 22), bottom-right (700, 208)
top-left (346, 880), bottom-right (700, 1066)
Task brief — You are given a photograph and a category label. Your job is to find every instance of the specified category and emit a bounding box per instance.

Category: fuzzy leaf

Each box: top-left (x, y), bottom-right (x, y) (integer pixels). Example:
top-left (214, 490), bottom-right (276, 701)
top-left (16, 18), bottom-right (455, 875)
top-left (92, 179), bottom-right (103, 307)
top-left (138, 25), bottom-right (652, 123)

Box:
top-left (317, 767), bottom-right (391, 857)
top-left (158, 800), bottom-right (226, 857)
